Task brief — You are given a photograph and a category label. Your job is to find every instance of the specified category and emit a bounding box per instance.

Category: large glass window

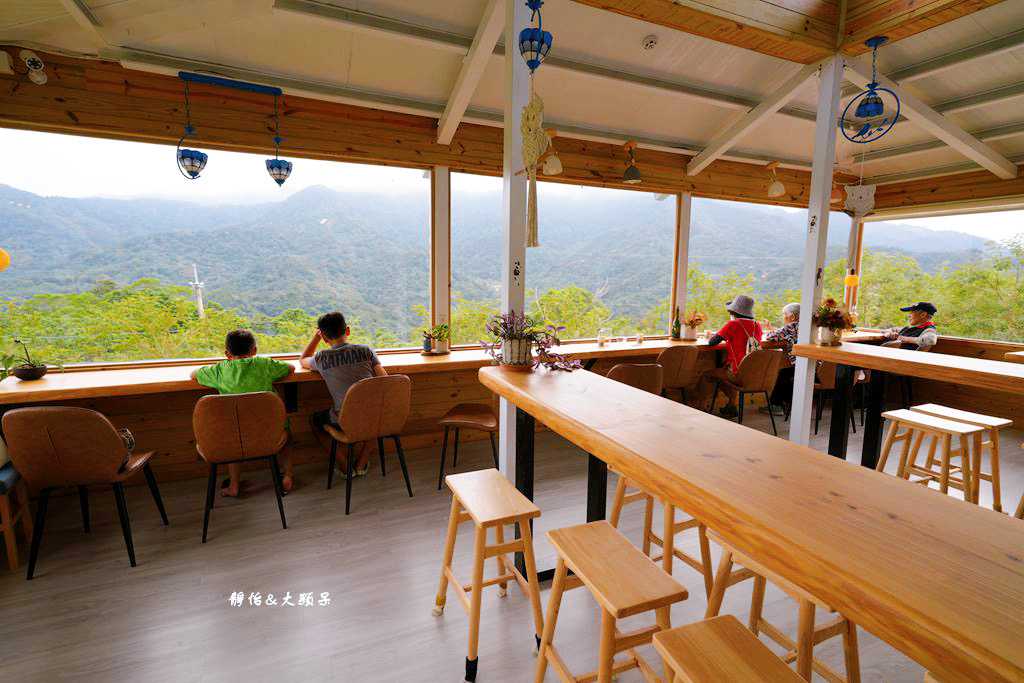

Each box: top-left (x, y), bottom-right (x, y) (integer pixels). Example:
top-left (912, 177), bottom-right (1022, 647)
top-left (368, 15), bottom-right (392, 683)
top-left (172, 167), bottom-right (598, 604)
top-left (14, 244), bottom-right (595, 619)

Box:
top-left (0, 129), bottom-right (429, 364)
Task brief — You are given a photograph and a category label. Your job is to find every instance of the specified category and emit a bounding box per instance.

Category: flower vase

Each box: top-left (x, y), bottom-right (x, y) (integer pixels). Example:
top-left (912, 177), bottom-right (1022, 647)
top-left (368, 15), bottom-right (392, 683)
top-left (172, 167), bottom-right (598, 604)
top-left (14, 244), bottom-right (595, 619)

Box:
top-left (818, 327), bottom-right (842, 346)
top-left (502, 338), bottom-right (533, 369)
top-left (422, 337), bottom-right (433, 353)
top-left (682, 326), bottom-right (698, 341)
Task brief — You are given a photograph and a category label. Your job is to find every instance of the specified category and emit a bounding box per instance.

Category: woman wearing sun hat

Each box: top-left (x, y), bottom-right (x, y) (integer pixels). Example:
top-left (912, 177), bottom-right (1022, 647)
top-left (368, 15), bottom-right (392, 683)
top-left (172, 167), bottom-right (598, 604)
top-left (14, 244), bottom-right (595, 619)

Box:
top-left (698, 295), bottom-right (763, 417)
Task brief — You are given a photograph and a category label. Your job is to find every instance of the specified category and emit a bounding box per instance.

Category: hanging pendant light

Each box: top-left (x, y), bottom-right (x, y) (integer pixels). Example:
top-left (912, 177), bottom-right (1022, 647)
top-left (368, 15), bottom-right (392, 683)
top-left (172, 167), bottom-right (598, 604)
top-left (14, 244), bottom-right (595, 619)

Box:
top-left (176, 81), bottom-right (208, 180)
top-left (265, 93), bottom-right (293, 186)
top-left (766, 161), bottom-right (784, 197)
top-left (623, 141), bottom-right (642, 184)
top-left (840, 36), bottom-right (900, 144)
top-left (519, 0), bottom-right (553, 73)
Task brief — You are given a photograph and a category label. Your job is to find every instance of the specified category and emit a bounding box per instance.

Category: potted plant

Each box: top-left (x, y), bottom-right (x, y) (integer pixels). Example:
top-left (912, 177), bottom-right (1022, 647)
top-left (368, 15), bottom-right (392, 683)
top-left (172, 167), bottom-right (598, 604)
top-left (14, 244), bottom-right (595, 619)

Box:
top-left (812, 298), bottom-right (855, 346)
top-left (682, 310), bottom-right (707, 341)
top-left (421, 330), bottom-right (434, 353)
top-left (480, 310), bottom-right (582, 372)
top-left (2, 339), bottom-right (56, 381)
top-left (430, 323), bottom-right (451, 354)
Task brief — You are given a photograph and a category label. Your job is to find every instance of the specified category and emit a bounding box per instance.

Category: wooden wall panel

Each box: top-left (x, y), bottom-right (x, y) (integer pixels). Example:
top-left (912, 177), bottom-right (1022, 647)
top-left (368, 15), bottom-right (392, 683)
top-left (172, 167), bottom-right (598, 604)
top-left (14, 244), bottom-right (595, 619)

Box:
top-left (872, 167), bottom-right (1024, 211)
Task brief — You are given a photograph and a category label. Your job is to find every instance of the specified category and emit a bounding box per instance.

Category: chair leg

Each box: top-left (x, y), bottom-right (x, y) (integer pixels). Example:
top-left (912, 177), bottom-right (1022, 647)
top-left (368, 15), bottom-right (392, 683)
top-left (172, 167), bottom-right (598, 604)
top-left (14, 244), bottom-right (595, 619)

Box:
top-left (709, 383), bottom-right (720, 413)
top-left (393, 435), bottom-right (414, 498)
top-left (609, 474), bottom-right (627, 528)
top-left (202, 463), bottom-right (217, 544)
top-left (737, 392), bottom-right (745, 424)
top-left (598, 609), bottom-right (617, 683)
top-left (466, 524), bottom-right (487, 682)
top-left (79, 485), bottom-right (90, 533)
top-left (765, 392), bottom-right (778, 436)
top-left (843, 618), bottom-right (862, 683)
top-left (748, 574), bottom-right (767, 634)
top-left (112, 482), bottom-right (137, 568)
top-left (437, 426), bottom-right (450, 491)
top-left (814, 392), bottom-right (824, 435)
top-left (534, 556), bottom-right (567, 683)
top-left (268, 454), bottom-right (288, 529)
top-left (991, 434), bottom-right (1003, 512)
top-left (378, 437), bottom-right (386, 477)
top-left (1, 492), bottom-right (18, 571)
top-left (796, 598), bottom-right (816, 681)
top-left (26, 487), bottom-right (50, 580)
top-left (345, 444), bottom-right (355, 515)
top-left (452, 428), bottom-right (460, 467)
top-left (850, 406), bottom-right (858, 434)
top-left (17, 479), bottom-right (32, 542)
top-left (705, 548), bottom-right (734, 618)
top-left (143, 462), bottom-right (169, 526)
top-left (433, 496), bottom-right (460, 616)
top-left (327, 439), bottom-right (337, 490)
top-left (488, 432), bottom-right (498, 468)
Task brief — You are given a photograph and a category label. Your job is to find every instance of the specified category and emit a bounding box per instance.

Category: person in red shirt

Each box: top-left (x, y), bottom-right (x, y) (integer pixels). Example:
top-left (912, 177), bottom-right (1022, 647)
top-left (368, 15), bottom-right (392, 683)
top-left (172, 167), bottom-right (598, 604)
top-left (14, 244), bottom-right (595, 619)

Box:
top-left (699, 295), bottom-right (762, 418)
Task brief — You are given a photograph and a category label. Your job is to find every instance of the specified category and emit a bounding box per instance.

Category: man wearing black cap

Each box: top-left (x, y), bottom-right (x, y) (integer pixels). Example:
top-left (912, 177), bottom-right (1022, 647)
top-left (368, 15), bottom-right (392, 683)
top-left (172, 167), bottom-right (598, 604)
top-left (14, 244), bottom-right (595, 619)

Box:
top-left (883, 302), bottom-right (938, 350)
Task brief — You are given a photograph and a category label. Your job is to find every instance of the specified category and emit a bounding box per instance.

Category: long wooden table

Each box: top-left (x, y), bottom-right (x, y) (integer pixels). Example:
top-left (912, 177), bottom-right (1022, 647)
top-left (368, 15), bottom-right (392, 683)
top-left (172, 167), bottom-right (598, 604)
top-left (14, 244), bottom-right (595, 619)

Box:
top-left (479, 364), bottom-right (1024, 682)
top-left (794, 342), bottom-right (1024, 467)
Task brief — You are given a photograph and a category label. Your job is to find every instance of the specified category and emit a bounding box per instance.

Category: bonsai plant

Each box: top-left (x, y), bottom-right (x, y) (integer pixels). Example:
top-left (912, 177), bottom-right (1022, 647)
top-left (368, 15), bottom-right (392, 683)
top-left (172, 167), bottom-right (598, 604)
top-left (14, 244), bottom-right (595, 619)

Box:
top-left (682, 310), bottom-right (708, 341)
top-left (480, 310), bottom-right (582, 371)
top-left (812, 298), bottom-right (855, 346)
top-left (2, 339), bottom-right (56, 381)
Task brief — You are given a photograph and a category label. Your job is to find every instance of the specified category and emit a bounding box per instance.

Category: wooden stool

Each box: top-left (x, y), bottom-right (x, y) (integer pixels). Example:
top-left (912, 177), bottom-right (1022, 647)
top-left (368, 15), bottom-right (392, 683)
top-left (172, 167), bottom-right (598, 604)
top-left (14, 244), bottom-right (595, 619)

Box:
top-left (705, 531), bottom-right (861, 682)
top-left (652, 615), bottom-right (803, 682)
top-left (609, 473), bottom-right (724, 598)
top-left (433, 469), bottom-right (544, 683)
top-left (876, 409), bottom-right (985, 504)
top-left (911, 403), bottom-right (1010, 511)
top-left (534, 520), bottom-right (688, 683)
top-left (0, 464), bottom-right (33, 571)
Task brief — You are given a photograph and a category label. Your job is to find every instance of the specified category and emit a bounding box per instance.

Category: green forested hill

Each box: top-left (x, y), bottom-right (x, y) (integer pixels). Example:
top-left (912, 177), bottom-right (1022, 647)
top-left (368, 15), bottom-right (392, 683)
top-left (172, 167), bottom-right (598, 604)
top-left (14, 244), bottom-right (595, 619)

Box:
top-left (0, 182), bottom-right (989, 343)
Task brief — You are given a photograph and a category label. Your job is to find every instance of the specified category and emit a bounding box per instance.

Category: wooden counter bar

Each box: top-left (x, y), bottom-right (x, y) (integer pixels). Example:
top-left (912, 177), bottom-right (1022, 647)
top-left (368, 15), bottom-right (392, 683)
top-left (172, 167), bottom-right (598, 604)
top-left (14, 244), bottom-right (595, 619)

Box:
top-left (794, 342), bottom-right (1024, 467)
top-left (479, 365), bottom-right (1024, 682)
top-left (1005, 351), bottom-right (1024, 364)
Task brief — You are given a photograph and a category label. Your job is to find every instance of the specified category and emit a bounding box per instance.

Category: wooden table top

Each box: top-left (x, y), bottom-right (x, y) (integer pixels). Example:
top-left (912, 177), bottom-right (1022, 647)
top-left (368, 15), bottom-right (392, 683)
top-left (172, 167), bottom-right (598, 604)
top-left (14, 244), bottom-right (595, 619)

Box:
top-left (1005, 351), bottom-right (1024, 365)
top-left (793, 341), bottom-right (1024, 394)
top-left (479, 365), bottom-right (1024, 681)
top-left (0, 338), bottom-right (718, 405)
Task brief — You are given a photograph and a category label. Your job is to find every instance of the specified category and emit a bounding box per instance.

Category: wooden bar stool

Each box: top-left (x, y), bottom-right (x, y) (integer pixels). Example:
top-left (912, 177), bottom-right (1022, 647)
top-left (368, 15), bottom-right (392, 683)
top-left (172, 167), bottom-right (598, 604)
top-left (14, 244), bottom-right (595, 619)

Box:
top-left (705, 531), bottom-right (861, 682)
top-left (652, 615), bottom-right (803, 682)
top-left (433, 468), bottom-right (544, 683)
top-left (534, 520), bottom-right (688, 683)
top-left (875, 409), bottom-right (985, 504)
top-left (910, 403), bottom-right (1010, 511)
top-left (0, 462), bottom-right (33, 571)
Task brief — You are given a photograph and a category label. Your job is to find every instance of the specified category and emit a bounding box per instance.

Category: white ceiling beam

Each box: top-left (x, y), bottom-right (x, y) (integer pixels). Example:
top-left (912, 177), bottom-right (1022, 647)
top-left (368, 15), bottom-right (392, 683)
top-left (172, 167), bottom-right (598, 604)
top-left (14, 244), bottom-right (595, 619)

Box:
top-left (855, 121), bottom-right (1024, 164)
top-left (272, 0), bottom-right (817, 123)
top-left (863, 155), bottom-right (1024, 186)
top-left (436, 0), bottom-right (503, 145)
top-left (845, 57), bottom-right (1017, 179)
top-left (57, 0), bottom-right (107, 46)
top-left (686, 61), bottom-right (821, 176)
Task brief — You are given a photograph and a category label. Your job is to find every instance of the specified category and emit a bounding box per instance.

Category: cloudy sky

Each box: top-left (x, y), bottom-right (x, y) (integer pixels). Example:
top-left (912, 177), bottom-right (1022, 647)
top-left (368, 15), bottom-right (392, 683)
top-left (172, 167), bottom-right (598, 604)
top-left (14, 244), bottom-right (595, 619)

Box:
top-left (1, 128), bottom-right (1020, 240)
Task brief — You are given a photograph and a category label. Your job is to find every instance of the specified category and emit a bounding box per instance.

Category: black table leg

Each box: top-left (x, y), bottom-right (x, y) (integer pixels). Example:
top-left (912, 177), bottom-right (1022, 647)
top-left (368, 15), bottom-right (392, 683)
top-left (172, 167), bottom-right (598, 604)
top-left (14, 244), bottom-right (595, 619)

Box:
top-left (584, 358), bottom-right (597, 371)
top-left (861, 370), bottom-right (889, 469)
top-left (514, 408), bottom-right (535, 578)
top-left (827, 364), bottom-right (854, 460)
top-left (586, 454), bottom-right (608, 522)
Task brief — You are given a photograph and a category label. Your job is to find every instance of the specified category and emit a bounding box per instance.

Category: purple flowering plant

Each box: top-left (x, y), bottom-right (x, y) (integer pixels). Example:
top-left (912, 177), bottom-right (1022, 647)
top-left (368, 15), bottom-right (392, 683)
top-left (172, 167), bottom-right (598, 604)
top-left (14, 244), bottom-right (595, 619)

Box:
top-left (479, 310), bottom-right (582, 372)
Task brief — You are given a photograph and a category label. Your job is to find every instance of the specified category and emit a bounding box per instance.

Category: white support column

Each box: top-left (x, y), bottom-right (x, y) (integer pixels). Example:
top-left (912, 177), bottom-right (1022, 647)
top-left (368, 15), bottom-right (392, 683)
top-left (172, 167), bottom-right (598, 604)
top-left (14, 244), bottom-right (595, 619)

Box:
top-left (790, 55), bottom-right (844, 448)
top-left (498, 0), bottom-right (528, 480)
top-left (430, 167), bottom-right (451, 327)
top-left (669, 192), bottom-right (691, 330)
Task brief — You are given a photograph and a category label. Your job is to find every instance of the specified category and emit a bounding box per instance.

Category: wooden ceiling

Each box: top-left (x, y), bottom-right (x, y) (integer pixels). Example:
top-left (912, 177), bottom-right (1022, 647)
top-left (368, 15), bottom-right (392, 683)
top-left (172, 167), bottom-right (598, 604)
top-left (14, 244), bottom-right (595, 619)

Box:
top-left (570, 0), bottom-right (1008, 63)
top-left (0, 48), bottom-right (1020, 213)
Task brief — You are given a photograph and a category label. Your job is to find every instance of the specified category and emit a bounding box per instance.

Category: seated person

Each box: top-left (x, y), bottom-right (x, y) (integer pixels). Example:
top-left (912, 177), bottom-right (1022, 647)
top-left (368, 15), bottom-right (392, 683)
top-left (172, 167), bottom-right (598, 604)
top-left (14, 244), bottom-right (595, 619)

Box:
top-left (883, 302), bottom-right (937, 351)
top-left (761, 302), bottom-right (800, 414)
top-left (300, 311), bottom-right (387, 476)
top-left (699, 295), bottom-right (762, 418)
top-left (191, 329), bottom-right (295, 496)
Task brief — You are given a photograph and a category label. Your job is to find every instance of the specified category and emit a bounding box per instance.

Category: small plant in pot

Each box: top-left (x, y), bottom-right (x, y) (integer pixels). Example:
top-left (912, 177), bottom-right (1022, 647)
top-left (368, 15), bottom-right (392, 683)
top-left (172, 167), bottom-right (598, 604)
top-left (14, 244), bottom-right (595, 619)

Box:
top-left (430, 323), bottom-right (451, 354)
top-left (480, 310), bottom-right (582, 372)
top-left (682, 310), bottom-right (708, 341)
top-left (2, 340), bottom-right (58, 381)
top-left (812, 298), bottom-right (855, 346)
top-left (421, 330), bottom-right (434, 353)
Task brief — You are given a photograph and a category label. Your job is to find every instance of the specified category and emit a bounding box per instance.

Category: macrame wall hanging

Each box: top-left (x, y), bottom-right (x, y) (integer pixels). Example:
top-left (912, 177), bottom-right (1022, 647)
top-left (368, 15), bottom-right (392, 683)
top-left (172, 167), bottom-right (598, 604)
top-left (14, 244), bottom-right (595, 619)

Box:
top-left (518, 0), bottom-right (554, 248)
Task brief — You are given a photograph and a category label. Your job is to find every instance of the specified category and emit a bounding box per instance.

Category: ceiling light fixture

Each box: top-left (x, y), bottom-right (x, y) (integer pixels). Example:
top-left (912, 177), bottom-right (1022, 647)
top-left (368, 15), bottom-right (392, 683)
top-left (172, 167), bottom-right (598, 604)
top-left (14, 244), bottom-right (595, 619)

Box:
top-left (765, 161), bottom-right (784, 198)
top-left (265, 93), bottom-right (293, 187)
top-left (175, 80), bottom-right (208, 180)
top-left (519, 0), bottom-right (552, 73)
top-left (623, 141), bottom-right (642, 185)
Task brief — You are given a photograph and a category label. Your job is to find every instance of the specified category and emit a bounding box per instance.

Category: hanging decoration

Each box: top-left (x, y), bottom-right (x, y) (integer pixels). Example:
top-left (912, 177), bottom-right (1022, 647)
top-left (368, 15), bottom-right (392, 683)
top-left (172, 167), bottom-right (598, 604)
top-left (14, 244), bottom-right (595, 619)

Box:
top-left (518, 1), bottom-right (552, 73)
top-left (840, 37), bottom-right (899, 144)
top-left (521, 92), bottom-right (548, 248)
top-left (845, 184), bottom-right (876, 218)
top-left (176, 80), bottom-right (208, 180)
top-left (0, 247), bottom-right (9, 272)
top-left (622, 141), bottom-right (642, 184)
top-left (541, 129), bottom-right (562, 176)
top-left (765, 161), bottom-right (784, 198)
top-left (265, 93), bottom-right (293, 187)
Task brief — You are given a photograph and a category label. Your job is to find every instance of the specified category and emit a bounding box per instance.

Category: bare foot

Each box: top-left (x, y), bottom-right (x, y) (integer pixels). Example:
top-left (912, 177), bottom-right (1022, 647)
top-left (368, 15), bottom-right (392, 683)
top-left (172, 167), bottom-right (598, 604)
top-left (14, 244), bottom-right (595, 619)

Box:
top-left (281, 475), bottom-right (293, 493)
top-left (221, 482), bottom-right (240, 497)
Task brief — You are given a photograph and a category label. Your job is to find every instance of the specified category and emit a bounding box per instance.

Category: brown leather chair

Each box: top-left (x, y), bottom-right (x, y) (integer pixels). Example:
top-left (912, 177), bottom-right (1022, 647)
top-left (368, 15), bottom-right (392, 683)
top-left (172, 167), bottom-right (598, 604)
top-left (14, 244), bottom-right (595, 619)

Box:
top-left (656, 346), bottom-right (699, 403)
top-left (606, 363), bottom-right (664, 395)
top-left (709, 349), bottom-right (785, 435)
top-left (322, 375), bottom-right (413, 515)
top-left (1, 406), bottom-right (168, 579)
top-left (193, 392), bottom-right (288, 542)
top-left (436, 393), bottom-right (499, 490)
top-left (812, 361), bottom-right (861, 436)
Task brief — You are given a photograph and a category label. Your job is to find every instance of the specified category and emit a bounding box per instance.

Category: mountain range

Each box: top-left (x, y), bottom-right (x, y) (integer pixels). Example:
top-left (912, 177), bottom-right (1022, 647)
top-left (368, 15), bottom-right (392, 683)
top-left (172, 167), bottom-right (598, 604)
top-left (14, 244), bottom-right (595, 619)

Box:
top-left (0, 182), bottom-right (991, 338)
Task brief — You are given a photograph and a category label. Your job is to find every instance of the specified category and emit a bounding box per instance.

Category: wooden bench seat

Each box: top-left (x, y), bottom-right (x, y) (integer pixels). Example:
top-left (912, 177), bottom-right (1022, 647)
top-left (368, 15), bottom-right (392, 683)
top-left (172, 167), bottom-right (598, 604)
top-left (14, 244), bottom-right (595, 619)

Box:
top-left (653, 615), bottom-right (803, 682)
top-left (444, 468), bottom-right (540, 526)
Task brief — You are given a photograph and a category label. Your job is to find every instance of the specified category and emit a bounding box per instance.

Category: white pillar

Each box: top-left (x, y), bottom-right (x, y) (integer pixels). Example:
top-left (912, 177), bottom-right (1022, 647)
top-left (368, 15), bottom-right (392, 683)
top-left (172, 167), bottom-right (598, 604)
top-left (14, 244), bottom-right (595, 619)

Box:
top-left (498, 0), bottom-right (529, 480)
top-left (669, 192), bottom-right (692, 331)
top-left (430, 166), bottom-right (451, 327)
top-left (790, 55), bottom-right (844, 448)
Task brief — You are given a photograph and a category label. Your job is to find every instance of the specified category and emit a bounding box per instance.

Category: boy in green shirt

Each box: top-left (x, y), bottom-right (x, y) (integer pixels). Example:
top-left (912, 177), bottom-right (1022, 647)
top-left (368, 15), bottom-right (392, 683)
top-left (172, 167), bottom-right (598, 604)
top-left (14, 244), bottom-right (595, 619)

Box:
top-left (191, 329), bottom-right (295, 496)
